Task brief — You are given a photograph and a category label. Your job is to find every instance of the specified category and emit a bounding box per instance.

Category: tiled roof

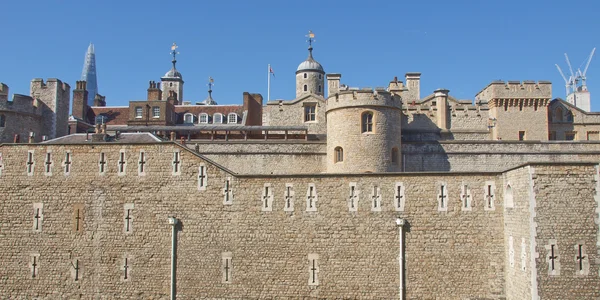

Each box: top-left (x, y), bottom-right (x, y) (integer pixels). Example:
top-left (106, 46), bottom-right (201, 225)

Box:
top-left (91, 107), bottom-right (129, 125)
top-left (42, 133), bottom-right (162, 144)
top-left (174, 105), bottom-right (244, 116)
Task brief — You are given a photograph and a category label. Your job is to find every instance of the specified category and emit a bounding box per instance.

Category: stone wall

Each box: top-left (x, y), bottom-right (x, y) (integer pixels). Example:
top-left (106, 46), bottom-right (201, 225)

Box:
top-left (531, 164), bottom-right (600, 299)
top-left (402, 141), bottom-right (600, 172)
top-left (0, 142), bottom-right (508, 299)
top-left (263, 95), bottom-right (326, 134)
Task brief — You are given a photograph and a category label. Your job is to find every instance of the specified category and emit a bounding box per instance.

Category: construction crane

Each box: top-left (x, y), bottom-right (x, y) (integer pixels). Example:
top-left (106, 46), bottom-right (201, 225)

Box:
top-left (576, 47), bottom-right (596, 90)
top-left (555, 64), bottom-right (572, 96)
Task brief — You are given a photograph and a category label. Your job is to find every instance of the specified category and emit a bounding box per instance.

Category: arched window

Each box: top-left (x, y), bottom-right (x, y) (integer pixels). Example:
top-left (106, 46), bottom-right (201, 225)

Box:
top-left (183, 113), bottom-right (194, 124)
top-left (228, 113), bottom-right (238, 124)
top-left (361, 111), bottom-right (373, 133)
top-left (0, 114), bottom-right (6, 127)
top-left (199, 113), bottom-right (208, 124)
top-left (213, 113), bottom-right (223, 124)
top-left (566, 110), bottom-right (574, 122)
top-left (391, 147), bottom-right (399, 165)
top-left (334, 147), bottom-right (343, 163)
top-left (303, 85), bottom-right (308, 92)
top-left (170, 83), bottom-right (173, 87)
top-left (303, 73), bottom-right (307, 79)
top-left (505, 184), bottom-right (514, 208)
top-left (554, 107), bottom-right (563, 122)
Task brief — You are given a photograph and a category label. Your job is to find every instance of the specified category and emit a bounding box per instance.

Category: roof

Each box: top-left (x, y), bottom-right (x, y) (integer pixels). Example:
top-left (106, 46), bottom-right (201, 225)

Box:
top-left (174, 104), bottom-right (244, 116)
top-left (90, 106), bottom-right (129, 125)
top-left (297, 47), bottom-right (324, 73)
top-left (107, 125), bottom-right (308, 132)
top-left (163, 66), bottom-right (183, 79)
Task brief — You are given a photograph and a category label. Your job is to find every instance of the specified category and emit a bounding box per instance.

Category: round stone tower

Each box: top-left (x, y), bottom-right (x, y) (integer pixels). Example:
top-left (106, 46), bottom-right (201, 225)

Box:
top-left (296, 45), bottom-right (325, 98)
top-left (326, 88), bottom-right (403, 173)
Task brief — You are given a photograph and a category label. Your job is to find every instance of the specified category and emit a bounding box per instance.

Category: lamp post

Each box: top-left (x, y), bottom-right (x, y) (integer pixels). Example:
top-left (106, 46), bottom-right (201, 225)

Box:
top-left (168, 217), bottom-right (178, 300)
top-left (396, 218), bottom-right (405, 300)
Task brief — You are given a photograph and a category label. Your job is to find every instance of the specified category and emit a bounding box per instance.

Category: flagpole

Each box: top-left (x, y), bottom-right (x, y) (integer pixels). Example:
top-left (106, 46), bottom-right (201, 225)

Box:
top-left (267, 64), bottom-right (271, 102)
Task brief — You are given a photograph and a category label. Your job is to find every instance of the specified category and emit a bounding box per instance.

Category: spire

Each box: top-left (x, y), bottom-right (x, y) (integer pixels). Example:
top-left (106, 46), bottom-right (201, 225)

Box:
top-left (202, 77), bottom-right (218, 105)
top-left (306, 30), bottom-right (315, 59)
top-left (163, 42), bottom-right (183, 79)
top-left (80, 43), bottom-right (98, 106)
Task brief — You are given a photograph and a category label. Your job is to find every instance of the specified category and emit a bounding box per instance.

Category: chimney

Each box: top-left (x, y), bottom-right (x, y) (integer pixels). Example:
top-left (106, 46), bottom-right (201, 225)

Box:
top-left (72, 81), bottom-right (89, 120)
top-left (13, 134), bottom-right (20, 143)
top-left (327, 74), bottom-right (342, 97)
top-left (147, 81), bottom-right (162, 101)
top-left (93, 94), bottom-right (106, 107)
top-left (243, 92), bottom-right (263, 125)
top-left (170, 131), bottom-right (176, 141)
top-left (405, 73), bottom-right (421, 100)
top-left (167, 91), bottom-right (179, 105)
top-left (0, 83), bottom-right (8, 103)
top-left (434, 89), bottom-right (450, 130)
top-left (388, 76), bottom-right (405, 95)
top-left (28, 132), bottom-right (36, 144)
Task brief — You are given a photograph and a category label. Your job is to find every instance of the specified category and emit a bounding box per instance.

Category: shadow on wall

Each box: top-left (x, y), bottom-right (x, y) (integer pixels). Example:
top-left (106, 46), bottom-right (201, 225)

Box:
top-left (400, 113), bottom-right (450, 171)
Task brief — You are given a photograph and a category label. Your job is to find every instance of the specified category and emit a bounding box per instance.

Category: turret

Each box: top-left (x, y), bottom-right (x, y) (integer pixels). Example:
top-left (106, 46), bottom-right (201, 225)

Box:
top-left (326, 85), bottom-right (403, 173)
top-left (296, 31), bottom-right (325, 98)
top-left (161, 43), bottom-right (184, 102)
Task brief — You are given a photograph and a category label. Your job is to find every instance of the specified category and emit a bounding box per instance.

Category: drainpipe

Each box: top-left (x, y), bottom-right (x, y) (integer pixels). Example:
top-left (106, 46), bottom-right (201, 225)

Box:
top-left (168, 217), bottom-right (179, 300)
top-left (396, 218), bottom-right (405, 300)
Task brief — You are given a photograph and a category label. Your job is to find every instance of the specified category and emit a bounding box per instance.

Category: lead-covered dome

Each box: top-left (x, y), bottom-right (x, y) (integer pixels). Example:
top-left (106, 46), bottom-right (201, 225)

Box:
top-left (297, 47), bottom-right (324, 73)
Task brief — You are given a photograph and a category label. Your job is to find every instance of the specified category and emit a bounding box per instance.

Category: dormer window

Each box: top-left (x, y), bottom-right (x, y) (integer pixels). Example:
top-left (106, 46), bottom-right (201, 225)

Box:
top-left (183, 113), bottom-right (194, 124)
top-left (214, 113), bottom-right (223, 124)
top-left (228, 113), bottom-right (238, 124)
top-left (199, 113), bottom-right (208, 124)
top-left (135, 107), bottom-right (143, 119)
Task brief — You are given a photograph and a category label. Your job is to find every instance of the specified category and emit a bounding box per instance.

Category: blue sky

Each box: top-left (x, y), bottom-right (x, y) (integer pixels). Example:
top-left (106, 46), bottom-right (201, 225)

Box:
top-left (1, 0), bottom-right (599, 110)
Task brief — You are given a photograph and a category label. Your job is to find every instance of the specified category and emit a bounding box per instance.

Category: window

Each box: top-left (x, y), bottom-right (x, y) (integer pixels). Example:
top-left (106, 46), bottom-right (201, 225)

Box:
top-left (303, 85), bottom-right (308, 92)
top-left (304, 105), bottom-right (316, 122)
top-left (565, 132), bottom-right (577, 141)
top-left (391, 147), bottom-right (399, 164)
top-left (334, 147), bottom-right (343, 163)
top-left (505, 184), bottom-right (514, 208)
top-left (587, 131), bottom-right (599, 140)
top-left (549, 131), bottom-right (557, 140)
top-left (319, 74), bottom-right (322, 79)
top-left (566, 111), bottom-right (574, 122)
top-left (228, 113), bottom-right (237, 124)
top-left (135, 107), bottom-right (142, 119)
top-left (303, 73), bottom-right (307, 79)
top-left (518, 131), bottom-right (526, 141)
top-left (361, 111), bottom-right (373, 133)
top-left (318, 85), bottom-right (322, 93)
top-left (214, 113), bottom-right (223, 124)
top-left (151, 106), bottom-right (160, 118)
top-left (0, 114), bottom-right (5, 127)
top-left (199, 113), bottom-right (208, 124)
top-left (183, 113), bottom-right (194, 124)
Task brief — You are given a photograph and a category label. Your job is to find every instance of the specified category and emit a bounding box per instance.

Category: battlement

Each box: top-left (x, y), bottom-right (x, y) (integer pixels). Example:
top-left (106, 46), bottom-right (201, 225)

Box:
top-left (326, 88), bottom-right (402, 112)
top-left (30, 78), bottom-right (70, 94)
top-left (475, 80), bottom-right (552, 102)
top-left (0, 83), bottom-right (8, 103)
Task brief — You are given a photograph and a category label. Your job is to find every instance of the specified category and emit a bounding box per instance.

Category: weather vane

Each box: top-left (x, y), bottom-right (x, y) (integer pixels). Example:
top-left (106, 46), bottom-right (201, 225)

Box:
top-left (170, 42), bottom-right (179, 61)
top-left (208, 77), bottom-right (214, 91)
top-left (306, 30), bottom-right (315, 47)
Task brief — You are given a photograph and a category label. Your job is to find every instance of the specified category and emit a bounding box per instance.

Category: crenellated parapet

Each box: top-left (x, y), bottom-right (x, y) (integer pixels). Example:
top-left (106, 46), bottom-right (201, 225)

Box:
top-left (476, 80), bottom-right (552, 103)
top-left (326, 88), bottom-right (402, 113)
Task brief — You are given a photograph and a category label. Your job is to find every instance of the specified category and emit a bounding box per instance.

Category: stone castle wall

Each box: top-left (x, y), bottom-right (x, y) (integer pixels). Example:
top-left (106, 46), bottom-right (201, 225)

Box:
top-left (263, 96), bottom-right (326, 134)
top-left (0, 142), bottom-right (509, 299)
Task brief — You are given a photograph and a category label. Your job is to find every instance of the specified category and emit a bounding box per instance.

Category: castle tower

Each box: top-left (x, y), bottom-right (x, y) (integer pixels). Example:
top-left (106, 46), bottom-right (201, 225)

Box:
top-left (161, 43), bottom-right (184, 104)
top-left (30, 78), bottom-right (71, 139)
top-left (326, 83), bottom-right (403, 173)
top-left (296, 31), bottom-right (325, 98)
top-left (80, 43), bottom-right (98, 107)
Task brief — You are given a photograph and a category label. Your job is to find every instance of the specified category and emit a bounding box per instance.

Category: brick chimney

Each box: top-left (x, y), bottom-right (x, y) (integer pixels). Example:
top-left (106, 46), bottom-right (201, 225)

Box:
top-left (93, 94), bottom-right (106, 107)
top-left (147, 81), bottom-right (162, 101)
top-left (72, 81), bottom-right (88, 120)
top-left (167, 90), bottom-right (179, 105)
top-left (243, 92), bottom-right (263, 125)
